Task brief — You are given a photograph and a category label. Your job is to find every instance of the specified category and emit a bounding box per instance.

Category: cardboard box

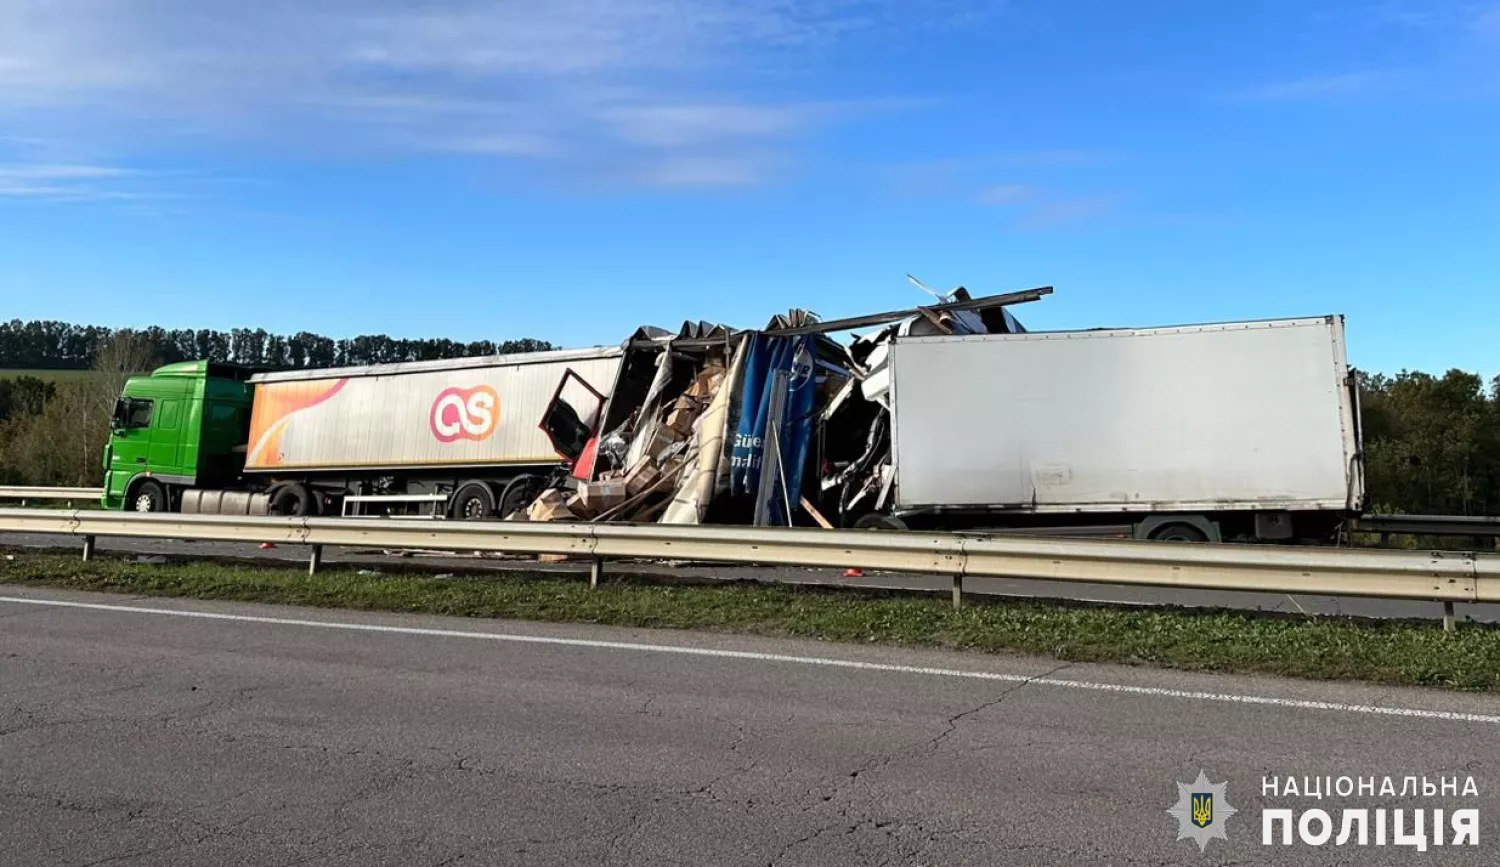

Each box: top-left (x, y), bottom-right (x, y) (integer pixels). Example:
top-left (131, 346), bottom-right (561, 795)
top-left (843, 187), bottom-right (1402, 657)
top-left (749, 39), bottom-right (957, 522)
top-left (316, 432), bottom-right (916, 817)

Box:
top-left (685, 364), bottom-right (725, 398)
top-left (624, 460), bottom-right (663, 496)
top-left (664, 396), bottom-right (701, 436)
top-left (564, 492), bottom-right (597, 519)
top-left (524, 489), bottom-right (575, 523)
top-left (577, 480), bottom-right (628, 513)
top-left (641, 424), bottom-right (684, 459)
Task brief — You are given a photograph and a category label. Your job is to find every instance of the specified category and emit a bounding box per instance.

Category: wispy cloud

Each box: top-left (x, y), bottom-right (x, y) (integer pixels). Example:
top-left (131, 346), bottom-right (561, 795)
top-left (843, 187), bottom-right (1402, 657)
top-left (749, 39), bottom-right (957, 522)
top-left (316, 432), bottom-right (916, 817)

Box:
top-left (0, 0), bottom-right (952, 192)
top-left (975, 183), bottom-right (1034, 206)
top-left (630, 155), bottom-right (776, 188)
top-left (1014, 195), bottom-right (1119, 229)
top-left (0, 163), bottom-right (147, 201)
top-left (1236, 71), bottom-right (1391, 101)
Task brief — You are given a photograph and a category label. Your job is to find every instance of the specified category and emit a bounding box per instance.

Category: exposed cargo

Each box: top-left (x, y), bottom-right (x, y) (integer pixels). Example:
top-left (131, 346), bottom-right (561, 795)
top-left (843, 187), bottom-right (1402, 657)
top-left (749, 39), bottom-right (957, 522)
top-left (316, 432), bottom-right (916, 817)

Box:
top-left (245, 348), bottom-right (622, 472)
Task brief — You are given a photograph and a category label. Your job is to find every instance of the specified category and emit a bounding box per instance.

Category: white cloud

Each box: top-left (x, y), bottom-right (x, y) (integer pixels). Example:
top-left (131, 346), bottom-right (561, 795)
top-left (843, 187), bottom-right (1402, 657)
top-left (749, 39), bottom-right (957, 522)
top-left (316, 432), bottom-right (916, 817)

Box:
top-left (0, 164), bottom-right (131, 181)
top-left (605, 103), bottom-right (811, 148)
top-left (0, 0), bottom-right (946, 191)
top-left (1237, 71), bottom-right (1391, 101)
top-left (0, 163), bottom-right (146, 201)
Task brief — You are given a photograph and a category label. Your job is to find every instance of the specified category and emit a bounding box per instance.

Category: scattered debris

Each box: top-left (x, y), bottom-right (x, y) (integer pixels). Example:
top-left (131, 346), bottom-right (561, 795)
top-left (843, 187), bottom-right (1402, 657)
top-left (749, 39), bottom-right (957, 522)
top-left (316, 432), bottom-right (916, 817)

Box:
top-left (518, 281), bottom-right (1048, 530)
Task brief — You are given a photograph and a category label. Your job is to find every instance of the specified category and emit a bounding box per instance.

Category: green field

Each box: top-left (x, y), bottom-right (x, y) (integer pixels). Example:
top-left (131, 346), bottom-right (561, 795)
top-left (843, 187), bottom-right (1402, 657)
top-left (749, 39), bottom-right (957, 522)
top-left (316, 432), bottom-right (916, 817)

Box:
top-left (0, 368), bottom-right (100, 382)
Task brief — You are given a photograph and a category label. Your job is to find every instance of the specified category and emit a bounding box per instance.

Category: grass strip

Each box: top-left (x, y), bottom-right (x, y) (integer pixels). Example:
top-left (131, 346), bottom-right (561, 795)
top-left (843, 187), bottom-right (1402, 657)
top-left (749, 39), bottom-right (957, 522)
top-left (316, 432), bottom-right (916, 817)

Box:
top-left (3, 551), bottom-right (1498, 692)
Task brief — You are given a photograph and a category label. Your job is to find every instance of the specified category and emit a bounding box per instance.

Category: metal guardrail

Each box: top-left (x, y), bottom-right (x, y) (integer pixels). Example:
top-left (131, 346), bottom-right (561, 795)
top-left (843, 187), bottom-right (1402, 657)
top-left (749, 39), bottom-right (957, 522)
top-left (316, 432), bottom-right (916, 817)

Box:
top-left (1352, 514), bottom-right (1500, 539)
top-left (0, 508), bottom-right (1493, 628)
top-left (0, 486), bottom-right (103, 502)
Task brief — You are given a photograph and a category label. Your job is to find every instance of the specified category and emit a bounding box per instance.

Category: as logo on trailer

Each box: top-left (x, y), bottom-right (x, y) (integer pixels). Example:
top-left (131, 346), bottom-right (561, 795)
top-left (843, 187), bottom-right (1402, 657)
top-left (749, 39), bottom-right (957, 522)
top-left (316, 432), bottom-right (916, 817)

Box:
top-left (430, 385), bottom-right (499, 443)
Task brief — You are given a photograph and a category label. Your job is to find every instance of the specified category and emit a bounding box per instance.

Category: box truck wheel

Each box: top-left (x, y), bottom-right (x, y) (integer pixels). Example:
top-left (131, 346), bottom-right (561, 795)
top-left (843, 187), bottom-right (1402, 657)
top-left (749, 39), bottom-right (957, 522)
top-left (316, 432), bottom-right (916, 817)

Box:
top-left (498, 475), bottom-right (543, 519)
top-left (269, 483), bottom-right (317, 517)
top-left (451, 482), bottom-right (497, 520)
top-left (130, 479), bottom-right (167, 513)
top-left (1147, 522), bottom-right (1209, 543)
top-left (853, 513), bottom-right (907, 531)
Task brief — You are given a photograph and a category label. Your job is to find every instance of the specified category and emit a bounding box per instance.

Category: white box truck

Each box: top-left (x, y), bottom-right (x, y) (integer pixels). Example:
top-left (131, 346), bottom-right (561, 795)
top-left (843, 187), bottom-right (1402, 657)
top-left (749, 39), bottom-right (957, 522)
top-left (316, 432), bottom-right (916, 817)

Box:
top-left (868, 316), bottom-right (1364, 542)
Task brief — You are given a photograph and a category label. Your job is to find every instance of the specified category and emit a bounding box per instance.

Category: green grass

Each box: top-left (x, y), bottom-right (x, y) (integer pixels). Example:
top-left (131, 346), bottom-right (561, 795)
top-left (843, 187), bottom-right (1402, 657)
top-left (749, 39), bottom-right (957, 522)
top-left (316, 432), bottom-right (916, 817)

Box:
top-left (3, 551), bottom-right (1497, 691)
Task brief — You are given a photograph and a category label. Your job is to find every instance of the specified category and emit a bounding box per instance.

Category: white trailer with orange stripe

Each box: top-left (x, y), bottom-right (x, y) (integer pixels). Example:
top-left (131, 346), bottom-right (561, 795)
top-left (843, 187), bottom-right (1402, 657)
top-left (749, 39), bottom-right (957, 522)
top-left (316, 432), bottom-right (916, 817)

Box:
top-left (239, 347), bottom-right (624, 518)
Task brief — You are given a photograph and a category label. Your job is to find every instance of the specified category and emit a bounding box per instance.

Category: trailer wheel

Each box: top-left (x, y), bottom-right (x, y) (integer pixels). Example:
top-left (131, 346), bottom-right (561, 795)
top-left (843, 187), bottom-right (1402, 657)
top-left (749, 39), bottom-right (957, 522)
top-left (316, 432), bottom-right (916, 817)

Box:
top-left (1147, 522), bottom-right (1209, 543)
top-left (269, 483), bottom-right (316, 517)
top-left (853, 513), bottom-right (907, 531)
top-left (131, 480), bottom-right (167, 513)
top-left (451, 482), bottom-right (497, 521)
top-left (498, 475), bottom-right (543, 519)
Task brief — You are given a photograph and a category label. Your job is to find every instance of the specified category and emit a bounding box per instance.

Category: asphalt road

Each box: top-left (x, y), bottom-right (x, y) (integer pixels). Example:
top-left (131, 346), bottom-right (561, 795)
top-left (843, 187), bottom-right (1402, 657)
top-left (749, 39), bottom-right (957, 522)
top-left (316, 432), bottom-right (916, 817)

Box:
top-left (2, 586), bottom-right (1497, 866)
top-left (4, 530), bottom-right (1497, 625)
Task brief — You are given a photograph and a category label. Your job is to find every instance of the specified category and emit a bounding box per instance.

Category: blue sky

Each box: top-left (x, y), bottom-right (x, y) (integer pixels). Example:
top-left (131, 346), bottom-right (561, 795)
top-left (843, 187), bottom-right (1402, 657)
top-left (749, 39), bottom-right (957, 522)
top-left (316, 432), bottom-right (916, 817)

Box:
top-left (0, 0), bottom-right (1496, 376)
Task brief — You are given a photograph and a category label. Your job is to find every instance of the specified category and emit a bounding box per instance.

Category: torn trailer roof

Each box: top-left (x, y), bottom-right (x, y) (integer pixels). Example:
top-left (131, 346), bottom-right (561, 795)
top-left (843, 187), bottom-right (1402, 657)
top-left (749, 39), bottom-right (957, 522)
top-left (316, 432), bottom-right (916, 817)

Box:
top-left (519, 283), bottom-right (1049, 528)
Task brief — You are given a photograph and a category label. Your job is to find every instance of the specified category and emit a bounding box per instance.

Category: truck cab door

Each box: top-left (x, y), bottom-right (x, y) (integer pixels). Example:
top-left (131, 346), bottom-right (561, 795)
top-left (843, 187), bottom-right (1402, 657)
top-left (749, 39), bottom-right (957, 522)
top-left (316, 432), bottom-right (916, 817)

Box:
top-left (539, 369), bottom-right (607, 465)
top-left (149, 398), bottom-right (183, 471)
top-left (109, 397), bottom-right (154, 479)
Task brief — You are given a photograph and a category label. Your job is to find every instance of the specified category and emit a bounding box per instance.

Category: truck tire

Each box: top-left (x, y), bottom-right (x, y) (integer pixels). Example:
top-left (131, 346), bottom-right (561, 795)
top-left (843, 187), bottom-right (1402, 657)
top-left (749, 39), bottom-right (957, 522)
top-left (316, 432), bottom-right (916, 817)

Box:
top-left (131, 479), bottom-right (167, 513)
top-left (269, 483), bottom-right (316, 517)
top-left (451, 482), bottom-right (497, 521)
top-left (498, 475), bottom-right (543, 519)
top-left (1147, 522), bottom-right (1209, 543)
top-left (853, 513), bottom-right (907, 531)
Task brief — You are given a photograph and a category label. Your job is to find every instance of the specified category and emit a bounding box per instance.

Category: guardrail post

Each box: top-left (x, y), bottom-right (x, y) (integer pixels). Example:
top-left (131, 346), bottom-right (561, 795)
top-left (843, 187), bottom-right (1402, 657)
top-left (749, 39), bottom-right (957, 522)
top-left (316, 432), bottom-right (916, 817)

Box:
top-left (590, 557), bottom-right (604, 589)
top-left (81, 535), bottom-right (95, 563)
top-left (1443, 601), bottom-right (1456, 632)
top-left (308, 544), bottom-right (323, 577)
top-left (951, 573), bottom-right (963, 609)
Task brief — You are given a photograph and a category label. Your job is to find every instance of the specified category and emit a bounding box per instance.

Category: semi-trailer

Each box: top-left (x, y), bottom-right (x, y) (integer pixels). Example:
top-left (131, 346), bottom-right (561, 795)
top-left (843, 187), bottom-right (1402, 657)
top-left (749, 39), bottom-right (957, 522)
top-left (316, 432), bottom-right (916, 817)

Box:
top-left (101, 347), bottom-right (624, 518)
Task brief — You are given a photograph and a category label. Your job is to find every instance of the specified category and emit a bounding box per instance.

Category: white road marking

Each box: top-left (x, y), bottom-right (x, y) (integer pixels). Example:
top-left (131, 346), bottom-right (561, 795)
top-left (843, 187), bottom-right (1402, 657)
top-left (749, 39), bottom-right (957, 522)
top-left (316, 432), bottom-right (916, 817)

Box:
top-left (3, 593), bottom-right (1498, 724)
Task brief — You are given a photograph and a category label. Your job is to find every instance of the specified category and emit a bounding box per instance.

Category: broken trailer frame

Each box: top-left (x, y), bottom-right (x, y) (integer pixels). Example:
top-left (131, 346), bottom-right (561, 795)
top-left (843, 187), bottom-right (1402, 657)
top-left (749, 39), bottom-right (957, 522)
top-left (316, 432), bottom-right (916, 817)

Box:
top-left (525, 286), bottom-right (1052, 528)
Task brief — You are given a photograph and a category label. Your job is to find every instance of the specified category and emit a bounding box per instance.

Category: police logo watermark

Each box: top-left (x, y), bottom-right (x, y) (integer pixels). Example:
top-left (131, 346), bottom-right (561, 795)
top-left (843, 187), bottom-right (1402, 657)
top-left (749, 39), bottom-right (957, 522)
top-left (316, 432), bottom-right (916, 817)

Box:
top-left (1168, 771), bottom-right (1238, 852)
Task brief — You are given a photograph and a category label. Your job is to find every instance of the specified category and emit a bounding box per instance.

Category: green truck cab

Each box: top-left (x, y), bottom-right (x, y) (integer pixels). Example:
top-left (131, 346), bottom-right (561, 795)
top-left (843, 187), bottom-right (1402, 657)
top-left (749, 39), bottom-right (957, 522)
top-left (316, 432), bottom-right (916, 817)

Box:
top-left (102, 361), bottom-right (256, 511)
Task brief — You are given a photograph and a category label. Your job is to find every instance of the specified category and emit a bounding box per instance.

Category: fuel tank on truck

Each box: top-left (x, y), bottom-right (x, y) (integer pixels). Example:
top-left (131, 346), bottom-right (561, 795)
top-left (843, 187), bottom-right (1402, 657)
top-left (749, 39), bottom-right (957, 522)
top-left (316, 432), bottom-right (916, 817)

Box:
top-left (244, 348), bottom-right (624, 473)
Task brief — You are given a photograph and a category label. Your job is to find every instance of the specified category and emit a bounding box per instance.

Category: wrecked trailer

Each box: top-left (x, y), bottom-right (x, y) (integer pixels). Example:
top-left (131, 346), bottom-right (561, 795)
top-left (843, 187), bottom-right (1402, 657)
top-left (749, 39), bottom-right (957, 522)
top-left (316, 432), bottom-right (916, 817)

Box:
top-left (520, 285), bottom-right (1053, 528)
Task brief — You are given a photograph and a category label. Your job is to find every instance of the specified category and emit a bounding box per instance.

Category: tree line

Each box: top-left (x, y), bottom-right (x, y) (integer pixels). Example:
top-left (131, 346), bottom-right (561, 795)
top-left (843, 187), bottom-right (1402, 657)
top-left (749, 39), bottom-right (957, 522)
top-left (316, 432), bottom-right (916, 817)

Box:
top-left (1359, 370), bottom-right (1500, 518)
top-left (2, 320), bottom-right (1498, 523)
top-left (0, 324), bottom-right (555, 487)
top-left (0, 319), bottom-right (555, 371)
